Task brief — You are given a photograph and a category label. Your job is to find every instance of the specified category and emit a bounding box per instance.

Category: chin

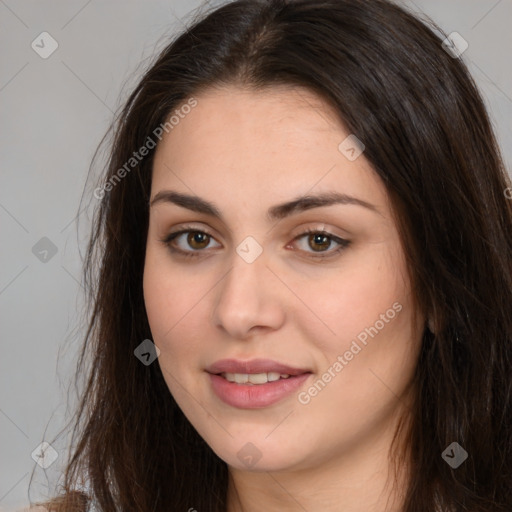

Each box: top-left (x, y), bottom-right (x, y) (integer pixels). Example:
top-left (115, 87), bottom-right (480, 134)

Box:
top-left (208, 435), bottom-right (308, 473)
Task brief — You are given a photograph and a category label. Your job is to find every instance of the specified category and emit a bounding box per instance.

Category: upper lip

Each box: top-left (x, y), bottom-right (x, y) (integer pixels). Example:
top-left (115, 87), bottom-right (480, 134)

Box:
top-left (206, 358), bottom-right (311, 376)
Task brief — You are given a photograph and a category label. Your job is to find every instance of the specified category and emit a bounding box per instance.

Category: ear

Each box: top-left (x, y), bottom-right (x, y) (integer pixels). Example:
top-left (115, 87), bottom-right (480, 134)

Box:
top-left (427, 317), bottom-right (436, 334)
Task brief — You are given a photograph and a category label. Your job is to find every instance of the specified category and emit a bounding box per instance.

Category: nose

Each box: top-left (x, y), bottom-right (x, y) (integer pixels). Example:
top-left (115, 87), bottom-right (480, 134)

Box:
top-left (211, 249), bottom-right (286, 340)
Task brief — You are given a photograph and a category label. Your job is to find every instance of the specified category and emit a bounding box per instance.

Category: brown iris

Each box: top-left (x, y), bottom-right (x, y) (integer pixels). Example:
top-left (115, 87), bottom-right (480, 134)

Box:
top-left (308, 233), bottom-right (331, 252)
top-left (187, 231), bottom-right (210, 250)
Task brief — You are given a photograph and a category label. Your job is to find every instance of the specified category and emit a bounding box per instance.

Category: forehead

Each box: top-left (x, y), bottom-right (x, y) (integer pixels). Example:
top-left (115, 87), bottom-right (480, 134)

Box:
top-left (151, 85), bottom-right (386, 214)
top-left (155, 85), bottom-right (343, 162)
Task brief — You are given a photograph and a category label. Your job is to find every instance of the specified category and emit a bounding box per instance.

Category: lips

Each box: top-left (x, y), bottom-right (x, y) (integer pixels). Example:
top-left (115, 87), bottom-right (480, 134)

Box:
top-left (206, 358), bottom-right (311, 376)
top-left (206, 358), bottom-right (312, 409)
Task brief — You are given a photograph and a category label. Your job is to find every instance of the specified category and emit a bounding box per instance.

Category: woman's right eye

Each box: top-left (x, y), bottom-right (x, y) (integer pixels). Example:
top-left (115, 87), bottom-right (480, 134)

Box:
top-left (162, 229), bottom-right (222, 258)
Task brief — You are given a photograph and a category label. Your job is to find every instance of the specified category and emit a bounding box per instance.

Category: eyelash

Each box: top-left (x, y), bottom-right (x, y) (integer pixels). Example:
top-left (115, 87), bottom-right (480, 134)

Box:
top-left (160, 226), bottom-right (350, 260)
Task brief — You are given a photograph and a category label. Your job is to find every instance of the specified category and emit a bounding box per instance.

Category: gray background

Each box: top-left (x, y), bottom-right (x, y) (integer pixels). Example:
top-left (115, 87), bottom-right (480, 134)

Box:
top-left (1, 1), bottom-right (511, 510)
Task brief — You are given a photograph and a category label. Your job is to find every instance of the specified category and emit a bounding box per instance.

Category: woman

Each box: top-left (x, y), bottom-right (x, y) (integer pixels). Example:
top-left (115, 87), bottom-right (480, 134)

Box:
top-left (31, 0), bottom-right (512, 510)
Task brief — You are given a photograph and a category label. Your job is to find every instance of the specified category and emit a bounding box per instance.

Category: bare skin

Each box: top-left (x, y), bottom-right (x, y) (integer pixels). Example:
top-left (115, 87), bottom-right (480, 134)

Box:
top-left (143, 85), bottom-right (423, 511)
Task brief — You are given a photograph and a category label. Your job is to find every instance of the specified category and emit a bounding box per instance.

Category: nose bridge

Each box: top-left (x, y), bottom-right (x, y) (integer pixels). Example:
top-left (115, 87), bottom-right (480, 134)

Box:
top-left (224, 253), bottom-right (261, 300)
top-left (212, 246), bottom-right (284, 338)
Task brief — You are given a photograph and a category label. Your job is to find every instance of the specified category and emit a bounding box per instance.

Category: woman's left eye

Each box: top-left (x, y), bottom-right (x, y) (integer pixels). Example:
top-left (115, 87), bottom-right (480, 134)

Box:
top-left (291, 230), bottom-right (350, 258)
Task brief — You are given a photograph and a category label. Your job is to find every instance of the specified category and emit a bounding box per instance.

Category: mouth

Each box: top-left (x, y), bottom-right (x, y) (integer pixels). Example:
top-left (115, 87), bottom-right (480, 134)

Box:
top-left (206, 359), bottom-right (312, 409)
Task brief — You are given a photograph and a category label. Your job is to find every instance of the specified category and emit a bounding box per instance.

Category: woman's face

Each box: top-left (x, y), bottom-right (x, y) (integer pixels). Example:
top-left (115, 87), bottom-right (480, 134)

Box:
top-left (143, 85), bottom-right (423, 473)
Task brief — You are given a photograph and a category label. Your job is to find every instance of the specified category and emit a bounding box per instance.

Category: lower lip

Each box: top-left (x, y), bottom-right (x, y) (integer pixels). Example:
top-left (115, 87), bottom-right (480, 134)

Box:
top-left (208, 373), bottom-right (311, 409)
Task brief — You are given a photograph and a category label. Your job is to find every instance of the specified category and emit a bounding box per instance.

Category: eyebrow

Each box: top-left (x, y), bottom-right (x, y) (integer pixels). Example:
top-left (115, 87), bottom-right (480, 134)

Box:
top-left (149, 190), bottom-right (381, 221)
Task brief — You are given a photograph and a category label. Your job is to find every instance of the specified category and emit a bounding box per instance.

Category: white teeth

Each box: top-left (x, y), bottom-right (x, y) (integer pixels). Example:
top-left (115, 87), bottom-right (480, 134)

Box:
top-left (248, 373), bottom-right (268, 384)
top-left (222, 372), bottom-right (291, 384)
top-left (234, 373), bottom-right (248, 384)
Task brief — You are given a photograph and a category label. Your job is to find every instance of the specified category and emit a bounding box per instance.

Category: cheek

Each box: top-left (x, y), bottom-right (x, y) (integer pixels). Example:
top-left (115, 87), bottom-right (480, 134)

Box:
top-left (143, 246), bottom-right (221, 388)
top-left (143, 253), bottom-right (219, 433)
top-left (302, 240), bottom-right (410, 354)
top-left (298, 241), bottom-right (421, 418)
top-left (313, 276), bottom-right (419, 415)
top-left (143, 243), bottom-right (204, 337)
top-left (143, 261), bottom-right (196, 407)
top-left (143, 249), bottom-right (195, 356)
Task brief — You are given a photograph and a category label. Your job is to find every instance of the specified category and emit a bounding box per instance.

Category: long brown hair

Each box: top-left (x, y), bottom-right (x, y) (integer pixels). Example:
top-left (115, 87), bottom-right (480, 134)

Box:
top-left (32, 0), bottom-right (512, 510)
